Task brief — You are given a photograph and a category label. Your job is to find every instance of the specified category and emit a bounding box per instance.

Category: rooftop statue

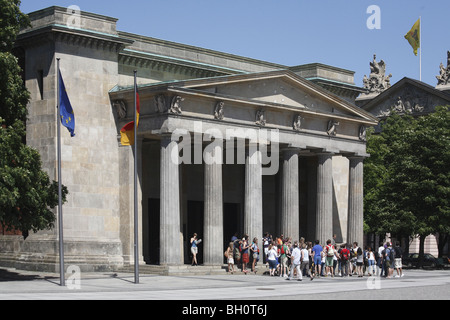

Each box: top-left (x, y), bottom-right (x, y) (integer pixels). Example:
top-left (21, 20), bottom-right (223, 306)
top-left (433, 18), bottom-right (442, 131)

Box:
top-left (362, 54), bottom-right (392, 95)
top-left (436, 51), bottom-right (450, 86)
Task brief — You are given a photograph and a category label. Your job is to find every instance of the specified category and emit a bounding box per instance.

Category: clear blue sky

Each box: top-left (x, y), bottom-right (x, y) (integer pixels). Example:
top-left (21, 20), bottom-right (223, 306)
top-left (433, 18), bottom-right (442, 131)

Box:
top-left (19, 0), bottom-right (449, 88)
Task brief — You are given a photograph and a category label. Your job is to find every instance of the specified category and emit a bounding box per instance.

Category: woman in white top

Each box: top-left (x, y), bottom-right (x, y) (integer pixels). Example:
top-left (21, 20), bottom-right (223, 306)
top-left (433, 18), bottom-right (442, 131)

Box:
top-left (367, 247), bottom-right (376, 276)
top-left (267, 243), bottom-right (279, 276)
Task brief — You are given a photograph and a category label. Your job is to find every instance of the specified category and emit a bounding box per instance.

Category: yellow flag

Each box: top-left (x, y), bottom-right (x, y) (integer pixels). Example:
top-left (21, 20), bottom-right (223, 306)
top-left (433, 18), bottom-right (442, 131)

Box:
top-left (404, 18), bottom-right (420, 56)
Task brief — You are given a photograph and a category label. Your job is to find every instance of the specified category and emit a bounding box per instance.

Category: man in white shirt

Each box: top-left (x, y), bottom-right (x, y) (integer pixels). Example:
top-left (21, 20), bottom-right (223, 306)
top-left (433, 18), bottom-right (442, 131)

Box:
top-left (300, 243), bottom-right (312, 280)
top-left (286, 241), bottom-right (302, 281)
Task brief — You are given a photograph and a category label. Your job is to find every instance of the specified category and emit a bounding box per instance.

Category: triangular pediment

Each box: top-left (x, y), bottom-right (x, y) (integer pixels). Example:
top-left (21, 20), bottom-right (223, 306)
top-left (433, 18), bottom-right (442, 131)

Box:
top-left (362, 77), bottom-right (450, 118)
top-left (171, 70), bottom-right (378, 124)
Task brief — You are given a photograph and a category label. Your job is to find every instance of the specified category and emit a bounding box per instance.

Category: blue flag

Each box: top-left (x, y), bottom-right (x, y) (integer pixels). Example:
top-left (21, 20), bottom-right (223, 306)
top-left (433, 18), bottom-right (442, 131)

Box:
top-left (59, 71), bottom-right (76, 137)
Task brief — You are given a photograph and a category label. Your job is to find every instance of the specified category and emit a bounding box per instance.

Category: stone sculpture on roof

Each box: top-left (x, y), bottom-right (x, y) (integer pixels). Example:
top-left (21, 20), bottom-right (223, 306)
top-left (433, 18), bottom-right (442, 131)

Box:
top-left (362, 54), bottom-right (392, 95)
top-left (436, 51), bottom-right (450, 86)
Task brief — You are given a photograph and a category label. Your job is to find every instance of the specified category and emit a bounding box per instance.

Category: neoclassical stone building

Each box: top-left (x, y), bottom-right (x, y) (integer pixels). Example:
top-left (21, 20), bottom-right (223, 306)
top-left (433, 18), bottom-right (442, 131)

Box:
top-left (0, 6), bottom-right (377, 272)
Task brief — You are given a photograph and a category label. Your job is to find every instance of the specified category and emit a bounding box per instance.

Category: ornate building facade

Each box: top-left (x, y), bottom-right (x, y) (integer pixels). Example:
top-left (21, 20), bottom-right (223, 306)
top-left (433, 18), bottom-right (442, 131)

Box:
top-left (0, 6), bottom-right (377, 273)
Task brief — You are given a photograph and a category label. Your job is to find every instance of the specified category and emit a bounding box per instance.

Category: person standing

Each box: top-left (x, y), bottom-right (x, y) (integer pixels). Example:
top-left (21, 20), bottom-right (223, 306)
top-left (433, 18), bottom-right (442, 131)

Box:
top-left (225, 242), bottom-right (235, 274)
top-left (267, 243), bottom-right (279, 276)
top-left (312, 240), bottom-right (323, 278)
top-left (377, 242), bottom-right (385, 277)
top-left (279, 240), bottom-right (289, 278)
top-left (286, 241), bottom-right (302, 281)
top-left (262, 232), bottom-right (270, 265)
top-left (300, 243), bottom-right (312, 280)
top-left (356, 245), bottom-right (364, 277)
top-left (251, 237), bottom-right (260, 274)
top-left (325, 239), bottom-right (336, 277)
top-left (394, 241), bottom-right (404, 278)
top-left (241, 235), bottom-right (250, 274)
top-left (384, 242), bottom-right (394, 278)
top-left (339, 244), bottom-right (350, 277)
top-left (367, 247), bottom-right (376, 276)
top-left (190, 233), bottom-right (202, 266)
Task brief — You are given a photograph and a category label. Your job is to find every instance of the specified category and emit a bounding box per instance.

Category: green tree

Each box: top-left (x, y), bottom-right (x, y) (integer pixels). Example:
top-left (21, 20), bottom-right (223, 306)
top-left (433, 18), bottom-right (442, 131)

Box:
top-left (364, 107), bottom-right (450, 265)
top-left (0, 0), bottom-right (67, 238)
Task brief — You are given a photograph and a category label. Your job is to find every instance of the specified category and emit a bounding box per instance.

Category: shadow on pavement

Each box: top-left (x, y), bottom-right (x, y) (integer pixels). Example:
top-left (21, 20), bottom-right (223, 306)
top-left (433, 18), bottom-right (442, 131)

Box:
top-left (0, 268), bottom-right (56, 282)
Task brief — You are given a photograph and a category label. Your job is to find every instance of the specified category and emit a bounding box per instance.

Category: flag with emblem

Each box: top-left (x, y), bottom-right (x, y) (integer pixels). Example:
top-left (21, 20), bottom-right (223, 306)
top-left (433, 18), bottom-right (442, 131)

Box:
top-left (58, 72), bottom-right (76, 137)
top-left (404, 18), bottom-right (420, 56)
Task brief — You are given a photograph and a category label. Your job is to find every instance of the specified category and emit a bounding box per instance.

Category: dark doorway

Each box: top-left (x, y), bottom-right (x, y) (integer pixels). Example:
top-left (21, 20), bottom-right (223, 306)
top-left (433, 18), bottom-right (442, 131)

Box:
top-left (147, 198), bottom-right (160, 265)
top-left (223, 203), bottom-right (242, 245)
top-left (186, 201), bottom-right (204, 265)
top-left (223, 203), bottom-right (242, 263)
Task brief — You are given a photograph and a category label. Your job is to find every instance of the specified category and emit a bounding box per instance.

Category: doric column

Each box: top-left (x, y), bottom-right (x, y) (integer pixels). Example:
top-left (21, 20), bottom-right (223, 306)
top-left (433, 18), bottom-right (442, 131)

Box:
top-left (203, 140), bottom-right (224, 266)
top-left (244, 143), bottom-right (263, 243)
top-left (281, 148), bottom-right (300, 240)
top-left (316, 153), bottom-right (333, 245)
top-left (160, 135), bottom-right (182, 265)
top-left (347, 156), bottom-right (364, 247)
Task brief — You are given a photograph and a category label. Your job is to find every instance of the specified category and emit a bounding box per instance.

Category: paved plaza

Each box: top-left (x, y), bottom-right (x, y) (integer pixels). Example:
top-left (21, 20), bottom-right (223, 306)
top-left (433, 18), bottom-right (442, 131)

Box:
top-left (0, 268), bottom-right (448, 301)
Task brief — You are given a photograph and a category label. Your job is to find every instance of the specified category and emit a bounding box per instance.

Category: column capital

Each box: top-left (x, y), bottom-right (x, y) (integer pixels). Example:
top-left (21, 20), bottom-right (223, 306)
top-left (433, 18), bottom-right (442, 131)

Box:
top-left (347, 155), bottom-right (367, 166)
top-left (316, 152), bottom-right (334, 163)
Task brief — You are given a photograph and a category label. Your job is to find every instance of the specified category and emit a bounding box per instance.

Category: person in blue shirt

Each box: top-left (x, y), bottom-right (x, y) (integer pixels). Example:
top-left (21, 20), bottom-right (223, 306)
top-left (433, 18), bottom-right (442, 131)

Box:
top-left (312, 240), bottom-right (323, 278)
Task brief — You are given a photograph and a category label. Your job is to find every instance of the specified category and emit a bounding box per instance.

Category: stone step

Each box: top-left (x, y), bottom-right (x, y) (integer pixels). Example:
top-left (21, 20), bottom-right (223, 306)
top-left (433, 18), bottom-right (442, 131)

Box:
top-left (118, 264), bottom-right (228, 276)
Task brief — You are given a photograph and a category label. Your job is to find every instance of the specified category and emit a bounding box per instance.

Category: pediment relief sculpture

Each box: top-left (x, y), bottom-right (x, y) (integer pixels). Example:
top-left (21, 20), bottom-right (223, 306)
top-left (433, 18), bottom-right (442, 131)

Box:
top-left (359, 125), bottom-right (367, 142)
top-left (293, 114), bottom-right (303, 132)
top-left (255, 109), bottom-right (266, 127)
top-left (376, 90), bottom-right (428, 118)
top-left (327, 120), bottom-right (340, 136)
top-left (154, 94), bottom-right (166, 113)
top-left (169, 96), bottom-right (184, 115)
top-left (214, 101), bottom-right (225, 121)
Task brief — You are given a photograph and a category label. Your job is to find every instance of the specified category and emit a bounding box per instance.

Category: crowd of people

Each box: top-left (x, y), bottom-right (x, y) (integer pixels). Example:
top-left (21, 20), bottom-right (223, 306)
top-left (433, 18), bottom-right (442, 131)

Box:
top-left (225, 232), bottom-right (405, 280)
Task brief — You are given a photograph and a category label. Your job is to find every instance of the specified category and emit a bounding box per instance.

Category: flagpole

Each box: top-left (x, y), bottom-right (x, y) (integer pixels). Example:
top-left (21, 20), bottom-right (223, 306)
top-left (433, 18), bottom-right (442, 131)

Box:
top-left (133, 70), bottom-right (139, 284)
top-left (419, 16), bottom-right (422, 81)
top-left (56, 58), bottom-right (65, 287)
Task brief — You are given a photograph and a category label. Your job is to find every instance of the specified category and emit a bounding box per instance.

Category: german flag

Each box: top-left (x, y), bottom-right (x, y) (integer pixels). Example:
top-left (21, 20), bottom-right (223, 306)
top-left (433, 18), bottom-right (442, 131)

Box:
top-left (120, 85), bottom-right (140, 146)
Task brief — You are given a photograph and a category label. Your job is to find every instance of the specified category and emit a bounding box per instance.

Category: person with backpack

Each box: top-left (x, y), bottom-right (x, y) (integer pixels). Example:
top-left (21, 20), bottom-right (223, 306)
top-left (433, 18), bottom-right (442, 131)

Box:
top-left (356, 245), bottom-right (364, 277)
top-left (279, 240), bottom-right (290, 278)
top-left (394, 241), bottom-right (404, 278)
top-left (384, 242), bottom-right (394, 278)
top-left (338, 244), bottom-right (349, 277)
top-left (325, 239), bottom-right (336, 277)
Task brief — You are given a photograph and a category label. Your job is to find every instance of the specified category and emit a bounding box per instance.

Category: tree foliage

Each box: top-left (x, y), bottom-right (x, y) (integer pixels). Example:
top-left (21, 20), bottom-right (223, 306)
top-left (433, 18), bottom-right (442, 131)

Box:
top-left (0, 0), bottom-right (67, 237)
top-left (364, 106), bottom-right (450, 259)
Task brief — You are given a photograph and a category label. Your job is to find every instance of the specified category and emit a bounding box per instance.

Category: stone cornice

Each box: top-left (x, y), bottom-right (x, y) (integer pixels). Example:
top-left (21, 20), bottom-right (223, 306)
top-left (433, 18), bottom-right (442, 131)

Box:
top-left (118, 31), bottom-right (286, 73)
top-left (16, 24), bottom-right (133, 52)
top-left (118, 49), bottom-right (233, 79)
